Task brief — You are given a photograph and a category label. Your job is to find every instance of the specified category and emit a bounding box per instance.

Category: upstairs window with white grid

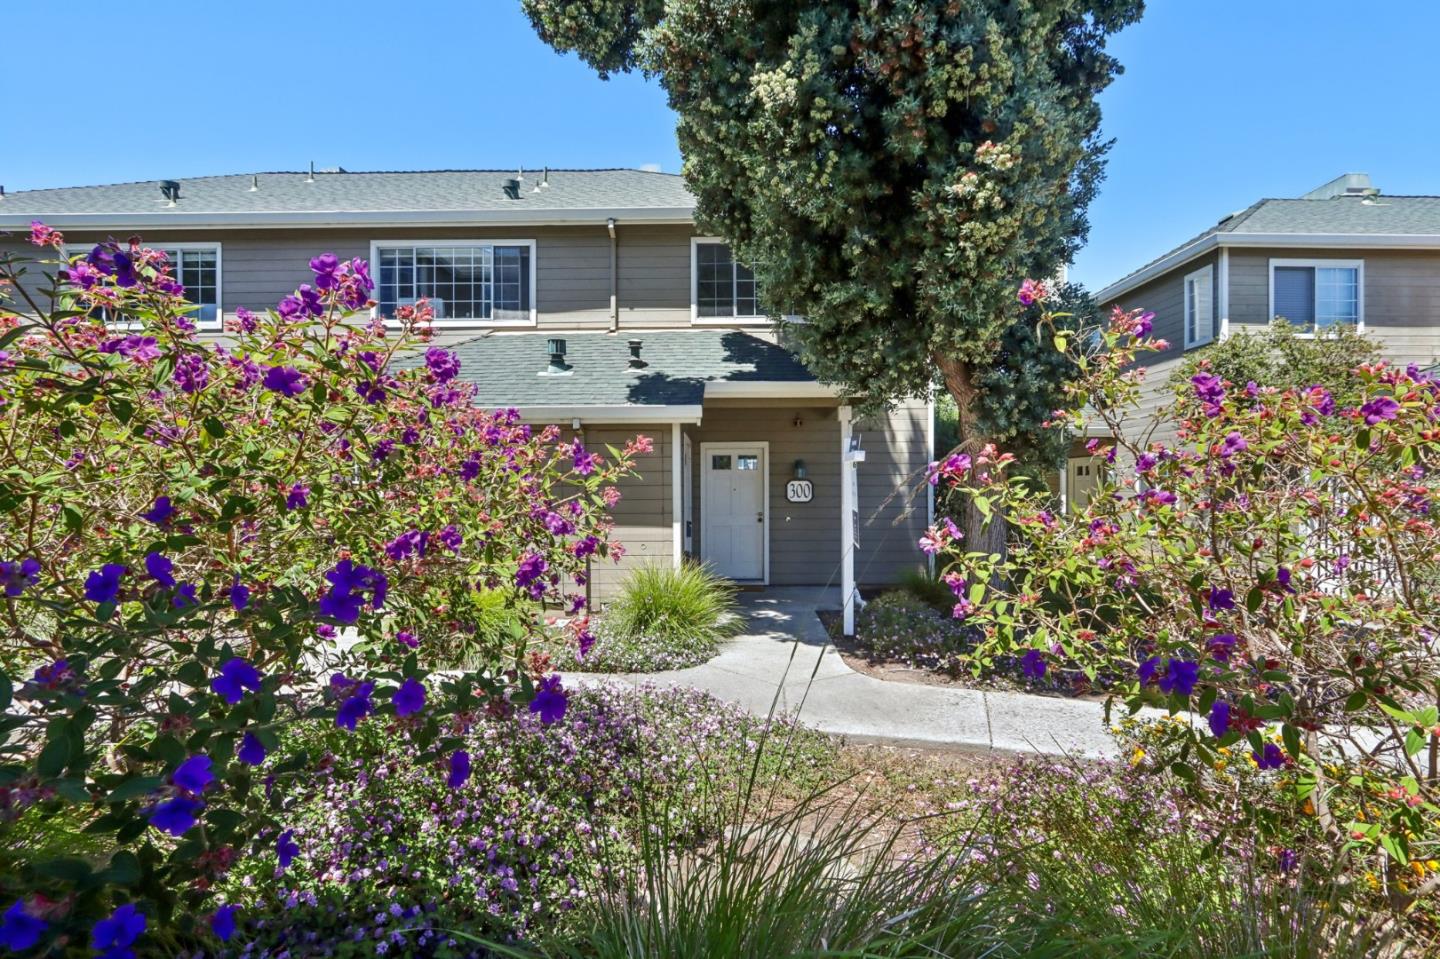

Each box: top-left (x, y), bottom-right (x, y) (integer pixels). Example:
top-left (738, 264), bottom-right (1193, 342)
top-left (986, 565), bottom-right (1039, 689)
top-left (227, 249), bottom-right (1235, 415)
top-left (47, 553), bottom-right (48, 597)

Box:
top-left (373, 241), bottom-right (534, 325)
top-left (693, 239), bottom-right (766, 321)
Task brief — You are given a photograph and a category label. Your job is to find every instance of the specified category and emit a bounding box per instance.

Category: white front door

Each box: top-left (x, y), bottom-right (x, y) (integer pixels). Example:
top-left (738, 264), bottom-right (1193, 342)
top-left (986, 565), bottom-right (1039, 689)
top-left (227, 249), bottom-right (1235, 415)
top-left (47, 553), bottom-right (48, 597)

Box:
top-left (702, 444), bottom-right (766, 581)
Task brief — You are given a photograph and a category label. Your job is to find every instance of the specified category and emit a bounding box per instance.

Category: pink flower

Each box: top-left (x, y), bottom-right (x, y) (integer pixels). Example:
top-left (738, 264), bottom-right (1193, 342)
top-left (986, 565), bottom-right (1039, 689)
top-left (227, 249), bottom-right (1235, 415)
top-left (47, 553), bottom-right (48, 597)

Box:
top-left (1017, 279), bottom-right (1048, 307)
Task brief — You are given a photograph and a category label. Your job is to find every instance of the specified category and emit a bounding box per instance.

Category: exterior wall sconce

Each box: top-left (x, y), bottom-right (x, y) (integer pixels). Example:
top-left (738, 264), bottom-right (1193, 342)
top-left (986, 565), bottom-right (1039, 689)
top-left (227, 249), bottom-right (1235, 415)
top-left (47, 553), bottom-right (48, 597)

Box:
top-left (793, 459), bottom-right (808, 479)
top-left (792, 414), bottom-right (804, 428)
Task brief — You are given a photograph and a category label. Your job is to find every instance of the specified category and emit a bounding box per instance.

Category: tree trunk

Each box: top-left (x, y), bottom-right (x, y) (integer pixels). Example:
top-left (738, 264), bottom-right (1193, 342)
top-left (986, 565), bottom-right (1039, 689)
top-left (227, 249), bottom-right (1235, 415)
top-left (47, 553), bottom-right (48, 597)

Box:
top-left (935, 353), bottom-right (1008, 560)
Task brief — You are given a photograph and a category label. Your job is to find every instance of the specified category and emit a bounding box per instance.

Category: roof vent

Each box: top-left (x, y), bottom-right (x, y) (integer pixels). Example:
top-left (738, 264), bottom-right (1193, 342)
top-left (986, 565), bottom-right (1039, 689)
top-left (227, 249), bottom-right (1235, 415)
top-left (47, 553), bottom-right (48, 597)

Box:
top-left (541, 338), bottom-right (572, 376)
top-left (627, 338), bottom-right (648, 370)
top-left (159, 180), bottom-right (181, 205)
top-left (1301, 173), bottom-right (1375, 200)
top-left (503, 178), bottom-right (522, 200)
top-left (249, 175), bottom-right (260, 192)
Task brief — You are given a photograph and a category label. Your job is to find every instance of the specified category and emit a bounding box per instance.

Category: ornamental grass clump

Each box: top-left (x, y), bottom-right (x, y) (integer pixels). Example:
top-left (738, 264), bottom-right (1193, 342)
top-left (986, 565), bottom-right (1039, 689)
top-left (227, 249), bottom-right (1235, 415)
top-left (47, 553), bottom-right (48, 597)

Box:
top-left (564, 562), bottom-right (741, 672)
top-left (931, 281), bottom-right (1440, 935)
top-left (0, 226), bottom-right (649, 951)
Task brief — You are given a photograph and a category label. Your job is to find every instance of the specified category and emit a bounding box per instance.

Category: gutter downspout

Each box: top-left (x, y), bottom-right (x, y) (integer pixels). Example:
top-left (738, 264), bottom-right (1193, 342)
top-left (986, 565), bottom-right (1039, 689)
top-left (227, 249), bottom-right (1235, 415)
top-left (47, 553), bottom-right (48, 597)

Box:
top-left (607, 218), bottom-right (618, 333)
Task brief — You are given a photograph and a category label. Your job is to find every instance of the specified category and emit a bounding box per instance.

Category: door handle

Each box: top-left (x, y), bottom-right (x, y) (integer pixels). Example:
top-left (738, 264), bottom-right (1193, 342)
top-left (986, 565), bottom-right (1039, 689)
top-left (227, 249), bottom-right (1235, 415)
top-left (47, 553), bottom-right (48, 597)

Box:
top-left (756, 513), bottom-right (763, 523)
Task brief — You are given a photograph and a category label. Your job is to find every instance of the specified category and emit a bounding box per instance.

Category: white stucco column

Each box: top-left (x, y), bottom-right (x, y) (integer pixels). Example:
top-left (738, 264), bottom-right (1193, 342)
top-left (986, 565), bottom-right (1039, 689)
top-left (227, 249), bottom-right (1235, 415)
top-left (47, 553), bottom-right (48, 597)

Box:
top-left (671, 421), bottom-right (683, 568)
top-left (839, 405), bottom-right (857, 636)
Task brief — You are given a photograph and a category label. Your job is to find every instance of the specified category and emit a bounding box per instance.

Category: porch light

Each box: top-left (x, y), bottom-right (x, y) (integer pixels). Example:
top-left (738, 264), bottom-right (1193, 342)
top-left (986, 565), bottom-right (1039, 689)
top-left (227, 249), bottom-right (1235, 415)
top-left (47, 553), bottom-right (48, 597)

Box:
top-left (793, 459), bottom-right (807, 480)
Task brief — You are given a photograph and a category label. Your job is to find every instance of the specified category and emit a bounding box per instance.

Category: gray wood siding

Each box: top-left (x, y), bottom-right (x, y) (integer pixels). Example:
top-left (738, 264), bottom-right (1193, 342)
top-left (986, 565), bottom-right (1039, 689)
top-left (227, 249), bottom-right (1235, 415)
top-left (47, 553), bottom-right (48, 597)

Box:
top-left (567, 424), bottom-right (673, 603)
top-left (855, 398), bottom-right (931, 587)
top-left (1, 223), bottom-right (704, 333)
top-left (1228, 248), bottom-right (1440, 368)
top-left (1100, 250), bottom-right (1218, 364)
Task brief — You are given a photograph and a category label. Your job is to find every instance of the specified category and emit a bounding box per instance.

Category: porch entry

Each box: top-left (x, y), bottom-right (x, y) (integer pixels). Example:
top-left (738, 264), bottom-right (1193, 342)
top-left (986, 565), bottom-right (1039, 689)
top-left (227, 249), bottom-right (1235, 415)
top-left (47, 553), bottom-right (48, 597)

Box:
top-left (700, 443), bottom-right (768, 582)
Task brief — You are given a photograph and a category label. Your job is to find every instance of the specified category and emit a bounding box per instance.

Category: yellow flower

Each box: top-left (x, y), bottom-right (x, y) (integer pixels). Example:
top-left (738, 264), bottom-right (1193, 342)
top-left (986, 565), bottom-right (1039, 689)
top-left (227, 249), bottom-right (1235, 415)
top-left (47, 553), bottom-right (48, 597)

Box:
top-left (1303, 799), bottom-right (1315, 816)
top-left (1214, 760), bottom-right (1228, 772)
top-left (1130, 747), bottom-right (1145, 767)
top-left (1410, 861), bottom-right (1426, 878)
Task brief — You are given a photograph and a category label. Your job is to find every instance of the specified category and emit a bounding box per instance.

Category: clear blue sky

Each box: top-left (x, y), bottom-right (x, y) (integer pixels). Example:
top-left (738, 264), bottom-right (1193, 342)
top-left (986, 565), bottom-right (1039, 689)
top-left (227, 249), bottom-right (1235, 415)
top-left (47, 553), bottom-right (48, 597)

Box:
top-left (5, 1), bottom-right (1436, 291)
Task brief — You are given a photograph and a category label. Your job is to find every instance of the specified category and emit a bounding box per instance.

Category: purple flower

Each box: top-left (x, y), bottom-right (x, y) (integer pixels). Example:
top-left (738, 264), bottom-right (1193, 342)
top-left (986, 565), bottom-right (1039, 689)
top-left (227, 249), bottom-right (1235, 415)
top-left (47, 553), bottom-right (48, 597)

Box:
top-left (278, 284), bottom-right (323, 320)
top-left (1253, 743), bottom-right (1286, 770)
top-left (172, 352), bottom-right (211, 393)
top-left (210, 904), bottom-right (239, 943)
top-left (578, 628), bottom-right (596, 658)
top-left (1135, 452), bottom-right (1159, 473)
top-left (229, 579), bottom-right (250, 611)
top-left (1207, 588), bottom-right (1235, 612)
top-left (100, 334), bottom-right (162, 363)
top-left (234, 307), bottom-right (258, 333)
top-left (85, 563), bottom-right (126, 604)
top-left (424, 347), bottom-right (461, 384)
top-left (318, 559), bottom-right (387, 623)
top-left (149, 795), bottom-right (203, 836)
top-left (1020, 649), bottom-right (1046, 680)
top-left (211, 657), bottom-right (263, 704)
top-left (310, 252), bottom-right (341, 290)
top-left (144, 552), bottom-right (176, 589)
top-left (1191, 372), bottom-right (1225, 417)
top-left (277, 829), bottom-right (300, 870)
top-left (173, 754), bottom-right (214, 794)
top-left (1140, 489), bottom-right (1177, 508)
top-left (448, 750), bottom-right (471, 789)
top-left (173, 582), bottom-right (199, 608)
top-left (1218, 432), bottom-right (1248, 458)
top-left (263, 365), bottom-right (310, 398)
top-left (1158, 659), bottom-right (1200, 697)
top-left (336, 682), bottom-right (375, 731)
top-left (392, 677), bottom-right (426, 717)
top-left (437, 525), bottom-right (463, 552)
top-left (355, 378), bottom-right (387, 405)
top-left (516, 552), bottom-right (548, 598)
top-left (1133, 311), bottom-right (1154, 337)
top-left (1208, 632), bottom-right (1237, 662)
top-left (384, 529), bottom-right (429, 562)
top-left (573, 535), bottom-right (599, 559)
top-left (237, 731), bottom-right (267, 766)
top-left (529, 674), bottom-right (567, 725)
top-left (286, 483), bottom-right (310, 510)
top-left (458, 457), bottom-right (482, 481)
top-left (1208, 701), bottom-right (1231, 738)
top-left (0, 899), bottom-right (46, 951)
top-left (90, 903), bottom-right (146, 957)
top-left (1360, 395), bottom-right (1400, 425)
top-left (572, 443), bottom-right (599, 476)
top-left (141, 496), bottom-right (174, 525)
top-left (1137, 656), bottom-right (1161, 686)
top-left (0, 557), bottom-right (40, 597)
top-left (396, 630), bottom-right (419, 648)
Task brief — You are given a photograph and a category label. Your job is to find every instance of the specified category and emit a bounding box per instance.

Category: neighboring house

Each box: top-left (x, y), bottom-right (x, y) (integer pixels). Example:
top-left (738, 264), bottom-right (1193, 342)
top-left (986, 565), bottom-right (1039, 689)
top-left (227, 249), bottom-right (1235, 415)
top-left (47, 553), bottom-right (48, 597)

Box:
top-left (1078, 172), bottom-right (1440, 509)
top-left (0, 168), bottom-right (934, 629)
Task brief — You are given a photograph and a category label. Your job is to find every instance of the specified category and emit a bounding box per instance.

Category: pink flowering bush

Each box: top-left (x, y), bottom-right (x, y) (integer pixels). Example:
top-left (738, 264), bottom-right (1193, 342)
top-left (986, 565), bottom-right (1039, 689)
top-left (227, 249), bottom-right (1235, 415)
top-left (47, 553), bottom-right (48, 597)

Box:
top-left (0, 226), bottom-right (641, 950)
top-left (933, 284), bottom-right (1440, 914)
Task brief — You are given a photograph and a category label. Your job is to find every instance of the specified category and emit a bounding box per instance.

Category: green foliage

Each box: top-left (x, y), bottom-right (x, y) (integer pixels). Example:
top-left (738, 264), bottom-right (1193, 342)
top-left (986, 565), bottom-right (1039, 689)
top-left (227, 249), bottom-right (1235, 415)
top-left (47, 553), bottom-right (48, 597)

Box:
top-left (1172, 319), bottom-right (1381, 406)
top-left (942, 300), bottom-right (1440, 916)
top-left (523, 0), bottom-right (1141, 449)
top-left (895, 568), bottom-right (955, 614)
top-left (567, 562), bottom-right (742, 672)
top-left (425, 589), bottom-right (538, 670)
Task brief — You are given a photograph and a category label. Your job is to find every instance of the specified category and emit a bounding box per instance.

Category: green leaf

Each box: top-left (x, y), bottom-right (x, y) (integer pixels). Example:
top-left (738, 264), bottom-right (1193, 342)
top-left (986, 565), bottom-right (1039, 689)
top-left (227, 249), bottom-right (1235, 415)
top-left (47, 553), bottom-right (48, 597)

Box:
top-left (203, 416), bottom-right (227, 439)
top-left (33, 856), bottom-right (93, 882)
top-left (0, 669), bottom-right (11, 711)
top-left (1282, 724), bottom-right (1301, 760)
top-left (1344, 691), bottom-right (1368, 712)
top-left (102, 850), bottom-right (142, 886)
top-left (107, 776), bottom-right (164, 803)
top-left (1245, 588), bottom-right (1263, 613)
top-left (111, 397), bottom-right (135, 424)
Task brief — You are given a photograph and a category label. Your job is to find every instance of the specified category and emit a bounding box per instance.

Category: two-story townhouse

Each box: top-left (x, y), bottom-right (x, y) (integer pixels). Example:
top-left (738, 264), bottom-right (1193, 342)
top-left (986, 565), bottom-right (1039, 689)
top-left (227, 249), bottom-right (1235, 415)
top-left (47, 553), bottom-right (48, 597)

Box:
top-left (0, 168), bottom-right (934, 631)
top-left (1076, 173), bottom-right (1440, 509)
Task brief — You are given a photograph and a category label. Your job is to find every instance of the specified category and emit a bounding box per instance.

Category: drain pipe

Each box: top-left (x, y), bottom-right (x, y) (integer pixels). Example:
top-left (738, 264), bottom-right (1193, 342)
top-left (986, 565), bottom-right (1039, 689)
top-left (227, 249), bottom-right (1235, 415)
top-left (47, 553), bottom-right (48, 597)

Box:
top-left (607, 218), bottom-right (618, 332)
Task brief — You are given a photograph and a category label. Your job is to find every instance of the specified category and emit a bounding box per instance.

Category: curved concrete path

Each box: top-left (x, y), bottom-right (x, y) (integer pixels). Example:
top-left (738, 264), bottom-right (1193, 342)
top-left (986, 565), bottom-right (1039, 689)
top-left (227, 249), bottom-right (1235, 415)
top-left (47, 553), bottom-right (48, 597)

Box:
top-left (579, 587), bottom-right (1126, 759)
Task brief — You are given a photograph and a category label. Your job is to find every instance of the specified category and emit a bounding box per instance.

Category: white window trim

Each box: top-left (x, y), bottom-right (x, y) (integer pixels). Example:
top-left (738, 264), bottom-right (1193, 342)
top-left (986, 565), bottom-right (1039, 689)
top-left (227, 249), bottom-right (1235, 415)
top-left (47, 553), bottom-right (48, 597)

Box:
top-left (690, 236), bottom-right (771, 327)
top-left (1268, 257), bottom-right (1365, 336)
top-left (63, 241), bottom-right (223, 330)
top-left (368, 239), bottom-right (538, 328)
top-left (1182, 264), bottom-right (1215, 349)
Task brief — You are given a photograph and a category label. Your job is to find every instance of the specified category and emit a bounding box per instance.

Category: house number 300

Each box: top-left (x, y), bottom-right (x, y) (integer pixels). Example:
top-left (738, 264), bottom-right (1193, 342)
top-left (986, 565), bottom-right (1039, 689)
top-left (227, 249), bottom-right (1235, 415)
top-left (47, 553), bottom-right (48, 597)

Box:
top-left (785, 480), bottom-right (814, 503)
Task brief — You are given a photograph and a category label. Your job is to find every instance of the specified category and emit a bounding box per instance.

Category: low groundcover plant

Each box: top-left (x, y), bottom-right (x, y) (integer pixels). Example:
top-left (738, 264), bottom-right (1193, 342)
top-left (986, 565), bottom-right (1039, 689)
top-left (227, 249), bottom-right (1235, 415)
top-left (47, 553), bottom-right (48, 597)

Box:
top-left (0, 226), bottom-right (650, 951)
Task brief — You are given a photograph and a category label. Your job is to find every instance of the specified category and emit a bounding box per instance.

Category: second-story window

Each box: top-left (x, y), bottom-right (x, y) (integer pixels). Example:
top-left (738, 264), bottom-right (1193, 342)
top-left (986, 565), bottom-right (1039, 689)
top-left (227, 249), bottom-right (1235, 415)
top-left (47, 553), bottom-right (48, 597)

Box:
top-left (693, 239), bottom-right (765, 321)
top-left (1271, 259), bottom-right (1362, 333)
top-left (373, 241), bottom-right (535, 325)
top-left (1183, 264), bottom-right (1214, 348)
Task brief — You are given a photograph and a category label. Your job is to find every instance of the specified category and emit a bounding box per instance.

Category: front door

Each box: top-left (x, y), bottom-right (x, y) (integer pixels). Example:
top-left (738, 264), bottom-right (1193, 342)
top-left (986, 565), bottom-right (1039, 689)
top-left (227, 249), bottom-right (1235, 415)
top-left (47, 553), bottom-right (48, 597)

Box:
top-left (702, 444), bottom-right (766, 581)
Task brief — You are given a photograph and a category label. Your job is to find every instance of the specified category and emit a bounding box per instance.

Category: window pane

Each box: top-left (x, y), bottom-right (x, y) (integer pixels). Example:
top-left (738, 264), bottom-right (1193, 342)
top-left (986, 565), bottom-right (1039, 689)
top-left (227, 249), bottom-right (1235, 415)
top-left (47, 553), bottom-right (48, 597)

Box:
top-left (161, 248), bottom-right (219, 324)
top-left (698, 242), bottom-right (735, 317)
top-left (736, 455), bottom-right (759, 470)
top-left (1273, 266), bottom-right (1316, 331)
top-left (735, 262), bottom-right (759, 317)
top-left (711, 455), bottom-right (732, 470)
top-left (377, 244), bottom-right (528, 322)
top-left (1315, 267), bottom-right (1358, 329)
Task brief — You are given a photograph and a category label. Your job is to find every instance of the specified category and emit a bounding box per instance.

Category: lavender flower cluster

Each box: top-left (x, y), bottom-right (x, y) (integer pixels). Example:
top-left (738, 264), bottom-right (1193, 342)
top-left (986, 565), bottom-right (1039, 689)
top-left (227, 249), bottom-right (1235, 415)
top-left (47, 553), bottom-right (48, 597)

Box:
top-left (215, 686), bottom-right (813, 954)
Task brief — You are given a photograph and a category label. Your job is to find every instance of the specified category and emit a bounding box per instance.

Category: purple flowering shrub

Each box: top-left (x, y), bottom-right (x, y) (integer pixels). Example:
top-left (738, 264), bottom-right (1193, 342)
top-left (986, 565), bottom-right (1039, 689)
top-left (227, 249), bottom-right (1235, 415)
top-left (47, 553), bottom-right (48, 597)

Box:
top-left (214, 685), bottom-right (825, 953)
top-left (933, 284), bottom-right (1440, 907)
top-left (0, 226), bottom-right (641, 950)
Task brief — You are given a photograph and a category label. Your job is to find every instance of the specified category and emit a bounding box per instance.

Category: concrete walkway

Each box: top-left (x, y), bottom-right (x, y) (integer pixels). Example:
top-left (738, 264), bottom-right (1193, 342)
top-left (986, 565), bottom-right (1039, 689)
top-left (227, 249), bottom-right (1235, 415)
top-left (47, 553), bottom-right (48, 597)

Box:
top-left (580, 587), bottom-right (1127, 759)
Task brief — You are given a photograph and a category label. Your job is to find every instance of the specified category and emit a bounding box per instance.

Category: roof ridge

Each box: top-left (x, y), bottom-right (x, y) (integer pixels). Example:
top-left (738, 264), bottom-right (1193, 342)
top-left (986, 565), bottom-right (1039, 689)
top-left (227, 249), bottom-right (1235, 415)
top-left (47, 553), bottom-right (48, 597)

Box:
top-left (4, 168), bottom-right (683, 195)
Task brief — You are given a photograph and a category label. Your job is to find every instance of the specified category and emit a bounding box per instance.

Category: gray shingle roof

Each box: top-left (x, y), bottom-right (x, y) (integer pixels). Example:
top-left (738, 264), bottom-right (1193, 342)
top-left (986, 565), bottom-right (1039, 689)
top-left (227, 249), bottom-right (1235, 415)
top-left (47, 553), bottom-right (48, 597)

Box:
top-left (439, 330), bottom-right (816, 409)
top-left (1099, 194), bottom-right (1440, 301)
top-left (0, 169), bottom-right (694, 225)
